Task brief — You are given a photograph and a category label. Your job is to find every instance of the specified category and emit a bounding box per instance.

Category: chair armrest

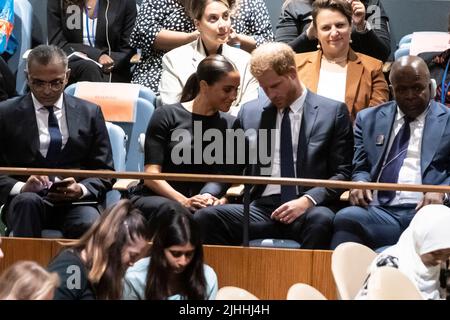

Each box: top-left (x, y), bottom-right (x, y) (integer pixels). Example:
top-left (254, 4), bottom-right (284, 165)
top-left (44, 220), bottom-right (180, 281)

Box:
top-left (113, 179), bottom-right (140, 191)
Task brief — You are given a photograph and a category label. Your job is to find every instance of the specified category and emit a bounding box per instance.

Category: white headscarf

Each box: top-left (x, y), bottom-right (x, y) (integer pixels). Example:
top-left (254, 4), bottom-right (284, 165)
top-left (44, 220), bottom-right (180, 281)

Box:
top-left (378, 204), bottom-right (450, 299)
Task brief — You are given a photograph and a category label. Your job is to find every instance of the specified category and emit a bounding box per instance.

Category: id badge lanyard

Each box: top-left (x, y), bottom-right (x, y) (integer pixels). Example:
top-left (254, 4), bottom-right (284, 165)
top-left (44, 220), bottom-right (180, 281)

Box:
top-left (441, 59), bottom-right (450, 104)
top-left (85, 2), bottom-right (99, 47)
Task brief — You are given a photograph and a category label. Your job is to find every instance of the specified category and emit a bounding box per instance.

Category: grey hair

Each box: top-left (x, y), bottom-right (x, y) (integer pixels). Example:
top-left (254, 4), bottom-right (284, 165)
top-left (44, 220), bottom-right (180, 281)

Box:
top-left (26, 45), bottom-right (68, 71)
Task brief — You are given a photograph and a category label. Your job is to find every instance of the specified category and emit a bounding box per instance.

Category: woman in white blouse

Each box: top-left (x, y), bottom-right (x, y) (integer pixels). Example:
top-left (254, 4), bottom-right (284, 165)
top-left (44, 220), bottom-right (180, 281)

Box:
top-left (158, 0), bottom-right (259, 115)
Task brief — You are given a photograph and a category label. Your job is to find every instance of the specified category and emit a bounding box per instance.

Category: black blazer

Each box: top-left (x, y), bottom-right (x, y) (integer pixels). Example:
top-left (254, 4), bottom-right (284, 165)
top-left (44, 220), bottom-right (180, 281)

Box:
top-left (0, 93), bottom-right (114, 205)
top-left (47, 0), bottom-right (137, 81)
top-left (234, 90), bottom-right (354, 205)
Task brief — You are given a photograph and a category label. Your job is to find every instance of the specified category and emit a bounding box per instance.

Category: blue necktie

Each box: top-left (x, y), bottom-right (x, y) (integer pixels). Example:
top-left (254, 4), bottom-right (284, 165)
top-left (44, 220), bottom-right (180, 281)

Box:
top-left (378, 116), bottom-right (413, 205)
top-left (45, 105), bottom-right (62, 163)
top-left (280, 107), bottom-right (297, 204)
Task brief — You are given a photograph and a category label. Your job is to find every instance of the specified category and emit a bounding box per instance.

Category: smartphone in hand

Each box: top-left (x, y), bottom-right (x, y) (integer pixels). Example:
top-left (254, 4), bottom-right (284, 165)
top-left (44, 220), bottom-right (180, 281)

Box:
top-left (47, 180), bottom-right (72, 193)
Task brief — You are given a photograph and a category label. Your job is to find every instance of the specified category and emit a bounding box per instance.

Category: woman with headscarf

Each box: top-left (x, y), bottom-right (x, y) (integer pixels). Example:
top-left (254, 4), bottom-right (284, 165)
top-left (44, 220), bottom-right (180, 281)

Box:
top-left (357, 204), bottom-right (450, 300)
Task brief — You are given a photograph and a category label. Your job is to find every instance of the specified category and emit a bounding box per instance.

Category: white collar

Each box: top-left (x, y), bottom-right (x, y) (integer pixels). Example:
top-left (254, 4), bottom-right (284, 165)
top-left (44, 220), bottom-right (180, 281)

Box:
top-left (32, 93), bottom-right (64, 111)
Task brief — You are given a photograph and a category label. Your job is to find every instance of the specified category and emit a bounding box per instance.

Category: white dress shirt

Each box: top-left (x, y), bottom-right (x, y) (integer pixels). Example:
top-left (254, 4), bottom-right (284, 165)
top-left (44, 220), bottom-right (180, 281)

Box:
top-left (374, 106), bottom-right (427, 205)
top-left (10, 94), bottom-right (88, 197)
top-left (82, 11), bottom-right (97, 46)
top-left (262, 86), bottom-right (310, 200)
top-left (32, 93), bottom-right (69, 157)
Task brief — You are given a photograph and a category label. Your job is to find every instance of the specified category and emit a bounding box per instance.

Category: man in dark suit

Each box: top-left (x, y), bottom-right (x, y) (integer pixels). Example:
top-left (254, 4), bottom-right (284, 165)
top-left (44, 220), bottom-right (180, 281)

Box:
top-left (0, 44), bottom-right (114, 238)
top-left (194, 42), bottom-right (354, 248)
top-left (331, 55), bottom-right (450, 250)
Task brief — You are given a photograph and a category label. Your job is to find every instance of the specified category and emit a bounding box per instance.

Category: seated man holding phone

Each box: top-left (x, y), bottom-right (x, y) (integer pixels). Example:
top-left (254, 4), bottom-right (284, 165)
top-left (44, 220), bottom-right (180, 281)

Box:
top-left (0, 45), bottom-right (114, 238)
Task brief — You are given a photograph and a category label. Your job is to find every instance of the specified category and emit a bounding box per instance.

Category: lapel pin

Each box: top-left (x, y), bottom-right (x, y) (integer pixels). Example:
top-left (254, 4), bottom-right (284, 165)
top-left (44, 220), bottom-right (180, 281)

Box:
top-left (376, 135), bottom-right (385, 146)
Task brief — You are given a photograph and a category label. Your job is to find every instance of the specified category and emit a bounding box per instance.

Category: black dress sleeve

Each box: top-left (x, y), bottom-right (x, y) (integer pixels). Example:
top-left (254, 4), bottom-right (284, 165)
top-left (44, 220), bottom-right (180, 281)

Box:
top-left (144, 106), bottom-right (172, 166)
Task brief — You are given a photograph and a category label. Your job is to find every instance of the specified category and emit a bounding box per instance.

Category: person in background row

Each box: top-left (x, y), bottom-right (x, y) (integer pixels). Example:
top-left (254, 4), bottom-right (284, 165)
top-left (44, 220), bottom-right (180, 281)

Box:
top-left (419, 13), bottom-right (450, 107)
top-left (48, 199), bottom-right (150, 300)
top-left (48, 0), bottom-right (137, 84)
top-left (123, 207), bottom-right (218, 300)
top-left (294, 0), bottom-right (388, 121)
top-left (130, 0), bottom-right (272, 93)
top-left (130, 54), bottom-right (238, 228)
top-left (276, 0), bottom-right (391, 62)
top-left (0, 56), bottom-right (16, 101)
top-left (0, 261), bottom-right (60, 300)
top-left (356, 205), bottom-right (450, 300)
top-left (159, 0), bottom-right (258, 115)
top-left (331, 56), bottom-right (450, 250)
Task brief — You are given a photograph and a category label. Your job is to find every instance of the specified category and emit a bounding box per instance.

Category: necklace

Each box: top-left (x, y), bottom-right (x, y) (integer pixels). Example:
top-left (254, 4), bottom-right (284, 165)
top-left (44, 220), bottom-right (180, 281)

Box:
top-left (322, 55), bottom-right (347, 64)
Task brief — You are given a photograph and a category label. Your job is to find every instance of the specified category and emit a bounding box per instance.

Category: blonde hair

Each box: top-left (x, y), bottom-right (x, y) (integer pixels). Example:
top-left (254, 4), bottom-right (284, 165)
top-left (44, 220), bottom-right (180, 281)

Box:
top-left (250, 42), bottom-right (296, 78)
top-left (0, 261), bottom-right (59, 300)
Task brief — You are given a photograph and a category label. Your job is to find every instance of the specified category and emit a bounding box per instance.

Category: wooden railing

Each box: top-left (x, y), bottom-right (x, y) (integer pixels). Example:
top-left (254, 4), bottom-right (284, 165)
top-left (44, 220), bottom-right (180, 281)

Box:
top-left (0, 237), bottom-right (334, 299)
top-left (1, 167), bottom-right (448, 299)
top-left (2, 167), bottom-right (450, 193)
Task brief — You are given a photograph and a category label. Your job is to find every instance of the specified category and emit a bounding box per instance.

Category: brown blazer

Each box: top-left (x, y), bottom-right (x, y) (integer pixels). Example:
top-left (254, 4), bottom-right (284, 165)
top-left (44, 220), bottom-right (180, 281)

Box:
top-left (295, 49), bottom-right (389, 121)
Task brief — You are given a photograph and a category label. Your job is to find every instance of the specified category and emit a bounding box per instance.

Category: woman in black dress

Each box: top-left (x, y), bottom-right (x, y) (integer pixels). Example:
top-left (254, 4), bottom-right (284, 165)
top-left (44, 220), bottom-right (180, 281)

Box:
top-left (130, 54), bottom-right (240, 228)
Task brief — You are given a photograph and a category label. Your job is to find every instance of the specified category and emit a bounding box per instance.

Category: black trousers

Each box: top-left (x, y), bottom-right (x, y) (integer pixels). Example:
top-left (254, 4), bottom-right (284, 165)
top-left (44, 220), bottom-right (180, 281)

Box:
top-left (68, 59), bottom-right (131, 86)
top-left (129, 195), bottom-right (190, 236)
top-left (68, 59), bottom-right (107, 86)
top-left (194, 195), bottom-right (335, 249)
top-left (6, 192), bottom-right (100, 238)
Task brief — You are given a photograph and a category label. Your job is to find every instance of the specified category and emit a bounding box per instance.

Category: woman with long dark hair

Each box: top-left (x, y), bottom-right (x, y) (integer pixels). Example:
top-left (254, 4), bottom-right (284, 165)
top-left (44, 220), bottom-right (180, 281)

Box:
top-left (130, 54), bottom-right (239, 226)
top-left (47, 199), bottom-right (150, 299)
top-left (123, 207), bottom-right (217, 300)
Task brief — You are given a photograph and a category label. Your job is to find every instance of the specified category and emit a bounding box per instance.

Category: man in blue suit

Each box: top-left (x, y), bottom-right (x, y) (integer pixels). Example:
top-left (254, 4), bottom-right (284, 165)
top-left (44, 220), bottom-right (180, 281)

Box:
top-left (194, 42), bottom-right (354, 249)
top-left (331, 55), bottom-right (450, 250)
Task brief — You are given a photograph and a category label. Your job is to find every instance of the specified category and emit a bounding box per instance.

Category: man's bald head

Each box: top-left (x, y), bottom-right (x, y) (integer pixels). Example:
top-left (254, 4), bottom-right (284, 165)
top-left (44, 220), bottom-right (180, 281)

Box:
top-left (389, 56), bottom-right (430, 84)
top-left (389, 56), bottom-right (432, 119)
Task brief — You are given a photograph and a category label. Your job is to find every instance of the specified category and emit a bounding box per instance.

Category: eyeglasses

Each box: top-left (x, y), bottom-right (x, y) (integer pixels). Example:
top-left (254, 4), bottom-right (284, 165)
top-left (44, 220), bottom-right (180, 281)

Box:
top-left (29, 79), bottom-right (65, 91)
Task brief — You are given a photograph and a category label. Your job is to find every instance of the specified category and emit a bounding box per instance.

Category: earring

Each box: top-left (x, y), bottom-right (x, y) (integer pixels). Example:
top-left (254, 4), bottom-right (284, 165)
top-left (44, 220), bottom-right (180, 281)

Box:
top-left (349, 39), bottom-right (353, 44)
top-left (317, 43), bottom-right (321, 49)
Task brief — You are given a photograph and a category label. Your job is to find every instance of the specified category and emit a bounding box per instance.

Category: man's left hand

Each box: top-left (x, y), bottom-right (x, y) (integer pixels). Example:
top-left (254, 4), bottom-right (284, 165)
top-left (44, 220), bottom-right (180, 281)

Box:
top-left (271, 196), bottom-right (314, 224)
top-left (415, 192), bottom-right (445, 211)
top-left (46, 177), bottom-right (83, 202)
